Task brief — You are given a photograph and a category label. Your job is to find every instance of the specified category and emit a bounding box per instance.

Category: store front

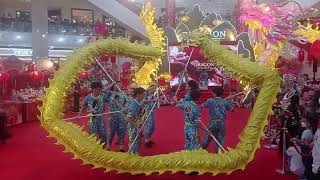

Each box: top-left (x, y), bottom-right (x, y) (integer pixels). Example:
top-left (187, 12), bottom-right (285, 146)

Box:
top-left (0, 48), bottom-right (73, 61)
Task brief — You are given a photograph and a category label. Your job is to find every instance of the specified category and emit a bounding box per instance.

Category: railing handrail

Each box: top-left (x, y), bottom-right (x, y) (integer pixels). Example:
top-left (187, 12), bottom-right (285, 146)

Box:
top-left (115, 0), bottom-right (141, 15)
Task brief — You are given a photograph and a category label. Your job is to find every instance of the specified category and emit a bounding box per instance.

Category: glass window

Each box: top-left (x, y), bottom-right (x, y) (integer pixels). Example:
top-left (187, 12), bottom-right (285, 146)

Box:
top-left (71, 9), bottom-right (94, 23)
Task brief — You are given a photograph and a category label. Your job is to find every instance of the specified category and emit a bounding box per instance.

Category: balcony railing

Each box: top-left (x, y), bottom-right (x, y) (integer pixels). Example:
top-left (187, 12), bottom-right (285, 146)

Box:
top-left (0, 18), bottom-right (125, 37)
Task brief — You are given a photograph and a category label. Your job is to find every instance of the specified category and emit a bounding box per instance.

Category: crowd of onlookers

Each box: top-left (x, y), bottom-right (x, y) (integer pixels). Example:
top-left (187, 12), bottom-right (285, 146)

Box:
top-left (0, 13), bottom-right (125, 37)
top-left (0, 13), bottom-right (32, 32)
top-left (267, 74), bottom-right (320, 180)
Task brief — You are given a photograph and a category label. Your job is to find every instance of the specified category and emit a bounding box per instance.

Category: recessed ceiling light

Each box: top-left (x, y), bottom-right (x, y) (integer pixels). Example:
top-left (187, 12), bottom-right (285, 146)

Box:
top-left (16, 35), bottom-right (22, 40)
top-left (57, 37), bottom-right (65, 42)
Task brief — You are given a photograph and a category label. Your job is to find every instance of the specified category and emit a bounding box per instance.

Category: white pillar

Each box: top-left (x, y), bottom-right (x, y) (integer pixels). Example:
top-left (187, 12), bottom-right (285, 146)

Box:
top-left (31, 0), bottom-right (48, 61)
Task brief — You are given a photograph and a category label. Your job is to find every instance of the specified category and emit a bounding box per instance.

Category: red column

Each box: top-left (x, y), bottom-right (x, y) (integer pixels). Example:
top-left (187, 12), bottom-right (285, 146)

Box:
top-left (165, 0), bottom-right (176, 27)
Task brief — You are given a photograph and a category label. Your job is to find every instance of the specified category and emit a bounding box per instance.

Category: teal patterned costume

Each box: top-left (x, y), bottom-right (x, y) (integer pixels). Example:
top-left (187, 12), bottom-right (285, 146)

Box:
top-left (183, 92), bottom-right (191, 102)
top-left (127, 99), bottom-right (144, 154)
top-left (83, 93), bottom-right (110, 143)
top-left (107, 92), bottom-right (127, 147)
top-left (143, 93), bottom-right (157, 141)
top-left (176, 100), bottom-right (201, 151)
top-left (202, 97), bottom-right (232, 151)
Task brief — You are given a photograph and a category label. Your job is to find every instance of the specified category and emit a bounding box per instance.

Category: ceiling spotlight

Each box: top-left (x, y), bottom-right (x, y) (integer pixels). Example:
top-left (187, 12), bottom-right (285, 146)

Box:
top-left (42, 34), bottom-right (46, 38)
top-left (78, 39), bottom-right (84, 43)
top-left (16, 35), bottom-right (22, 40)
top-left (57, 37), bottom-right (65, 42)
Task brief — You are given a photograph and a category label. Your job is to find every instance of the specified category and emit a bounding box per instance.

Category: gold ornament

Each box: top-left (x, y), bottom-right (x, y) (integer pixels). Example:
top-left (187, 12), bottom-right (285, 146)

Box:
top-left (295, 22), bottom-right (320, 43)
top-left (133, 2), bottom-right (165, 85)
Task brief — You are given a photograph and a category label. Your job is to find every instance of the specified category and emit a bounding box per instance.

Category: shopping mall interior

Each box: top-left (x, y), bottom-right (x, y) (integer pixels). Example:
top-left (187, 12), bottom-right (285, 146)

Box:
top-left (1, 0), bottom-right (320, 180)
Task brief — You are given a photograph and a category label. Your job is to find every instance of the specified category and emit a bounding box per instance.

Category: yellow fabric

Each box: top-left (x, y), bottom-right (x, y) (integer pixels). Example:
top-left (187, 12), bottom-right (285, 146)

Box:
top-left (40, 35), bottom-right (280, 175)
top-left (133, 3), bottom-right (165, 85)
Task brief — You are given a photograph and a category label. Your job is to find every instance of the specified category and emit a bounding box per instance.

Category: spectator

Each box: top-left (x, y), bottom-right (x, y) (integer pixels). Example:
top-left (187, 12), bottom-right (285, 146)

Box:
top-left (311, 119), bottom-right (320, 179)
top-left (0, 103), bottom-right (11, 144)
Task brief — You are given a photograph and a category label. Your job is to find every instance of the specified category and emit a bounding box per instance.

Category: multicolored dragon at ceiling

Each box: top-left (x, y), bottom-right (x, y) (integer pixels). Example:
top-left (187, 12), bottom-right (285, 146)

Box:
top-left (239, 0), bottom-right (320, 69)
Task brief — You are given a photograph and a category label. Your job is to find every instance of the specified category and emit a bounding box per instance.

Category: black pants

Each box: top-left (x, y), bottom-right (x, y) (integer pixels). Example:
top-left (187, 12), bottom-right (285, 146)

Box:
top-left (310, 170), bottom-right (320, 180)
top-left (301, 145), bottom-right (313, 179)
top-left (72, 92), bottom-right (80, 112)
top-left (0, 113), bottom-right (11, 142)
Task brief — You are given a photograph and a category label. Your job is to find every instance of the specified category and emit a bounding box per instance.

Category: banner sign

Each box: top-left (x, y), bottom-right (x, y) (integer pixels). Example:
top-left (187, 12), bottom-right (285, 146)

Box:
top-left (190, 60), bottom-right (216, 71)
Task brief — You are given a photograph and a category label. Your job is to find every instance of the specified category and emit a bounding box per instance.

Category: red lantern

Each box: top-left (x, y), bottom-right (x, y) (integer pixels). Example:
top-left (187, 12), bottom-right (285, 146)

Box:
top-left (80, 71), bottom-right (89, 80)
top-left (111, 55), bottom-right (116, 64)
top-left (310, 40), bottom-right (320, 61)
top-left (158, 77), bottom-right (166, 86)
top-left (100, 54), bottom-right (109, 62)
top-left (0, 72), bottom-right (9, 82)
top-left (101, 23), bottom-right (109, 37)
top-left (298, 49), bottom-right (305, 62)
top-left (121, 62), bottom-right (131, 70)
top-left (30, 71), bottom-right (44, 81)
top-left (94, 21), bottom-right (101, 35)
top-left (39, 71), bottom-right (44, 80)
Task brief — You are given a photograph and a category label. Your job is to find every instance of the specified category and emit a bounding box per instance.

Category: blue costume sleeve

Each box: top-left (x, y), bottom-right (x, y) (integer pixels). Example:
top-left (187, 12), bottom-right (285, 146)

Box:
top-left (176, 101), bottom-right (185, 110)
top-left (225, 99), bottom-right (233, 111)
top-left (196, 108), bottom-right (201, 121)
top-left (183, 93), bottom-right (191, 102)
top-left (203, 99), bottom-right (211, 108)
top-left (83, 95), bottom-right (90, 107)
top-left (126, 102), bottom-right (136, 118)
top-left (102, 92), bottom-right (112, 103)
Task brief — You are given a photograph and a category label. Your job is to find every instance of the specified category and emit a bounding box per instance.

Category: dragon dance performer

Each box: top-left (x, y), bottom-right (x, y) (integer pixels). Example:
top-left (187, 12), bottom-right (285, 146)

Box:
top-left (182, 79), bottom-right (199, 102)
top-left (176, 90), bottom-right (201, 151)
top-left (106, 83), bottom-right (128, 152)
top-left (126, 87), bottom-right (146, 154)
top-left (80, 81), bottom-right (111, 146)
top-left (201, 87), bottom-right (233, 152)
top-left (143, 85), bottom-right (159, 148)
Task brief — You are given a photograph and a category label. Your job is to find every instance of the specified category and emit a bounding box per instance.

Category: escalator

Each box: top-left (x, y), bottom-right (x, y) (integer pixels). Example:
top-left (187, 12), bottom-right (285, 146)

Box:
top-left (88, 0), bottom-right (147, 39)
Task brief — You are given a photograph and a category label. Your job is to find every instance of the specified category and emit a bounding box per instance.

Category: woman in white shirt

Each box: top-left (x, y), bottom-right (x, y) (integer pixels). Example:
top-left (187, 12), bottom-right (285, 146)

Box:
top-left (287, 119), bottom-right (314, 177)
top-left (311, 121), bottom-right (320, 179)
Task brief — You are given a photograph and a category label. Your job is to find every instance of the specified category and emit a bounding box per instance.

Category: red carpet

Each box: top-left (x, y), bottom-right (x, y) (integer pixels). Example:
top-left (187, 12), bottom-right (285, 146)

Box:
top-left (0, 106), bottom-right (296, 180)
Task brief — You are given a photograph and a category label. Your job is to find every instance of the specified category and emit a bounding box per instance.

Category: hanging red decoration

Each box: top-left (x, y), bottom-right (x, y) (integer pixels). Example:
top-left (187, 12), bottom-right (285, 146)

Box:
top-left (158, 77), bottom-right (166, 86)
top-left (101, 23), bottom-right (109, 37)
top-left (30, 71), bottom-right (44, 81)
top-left (94, 21), bottom-right (101, 35)
top-left (100, 54), bottom-right (109, 62)
top-left (80, 71), bottom-right (89, 80)
top-left (310, 40), bottom-right (320, 61)
top-left (0, 72), bottom-right (9, 82)
top-left (121, 62), bottom-right (131, 70)
top-left (111, 55), bottom-right (117, 64)
top-left (307, 52), bottom-right (313, 66)
top-left (298, 49), bottom-right (305, 62)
